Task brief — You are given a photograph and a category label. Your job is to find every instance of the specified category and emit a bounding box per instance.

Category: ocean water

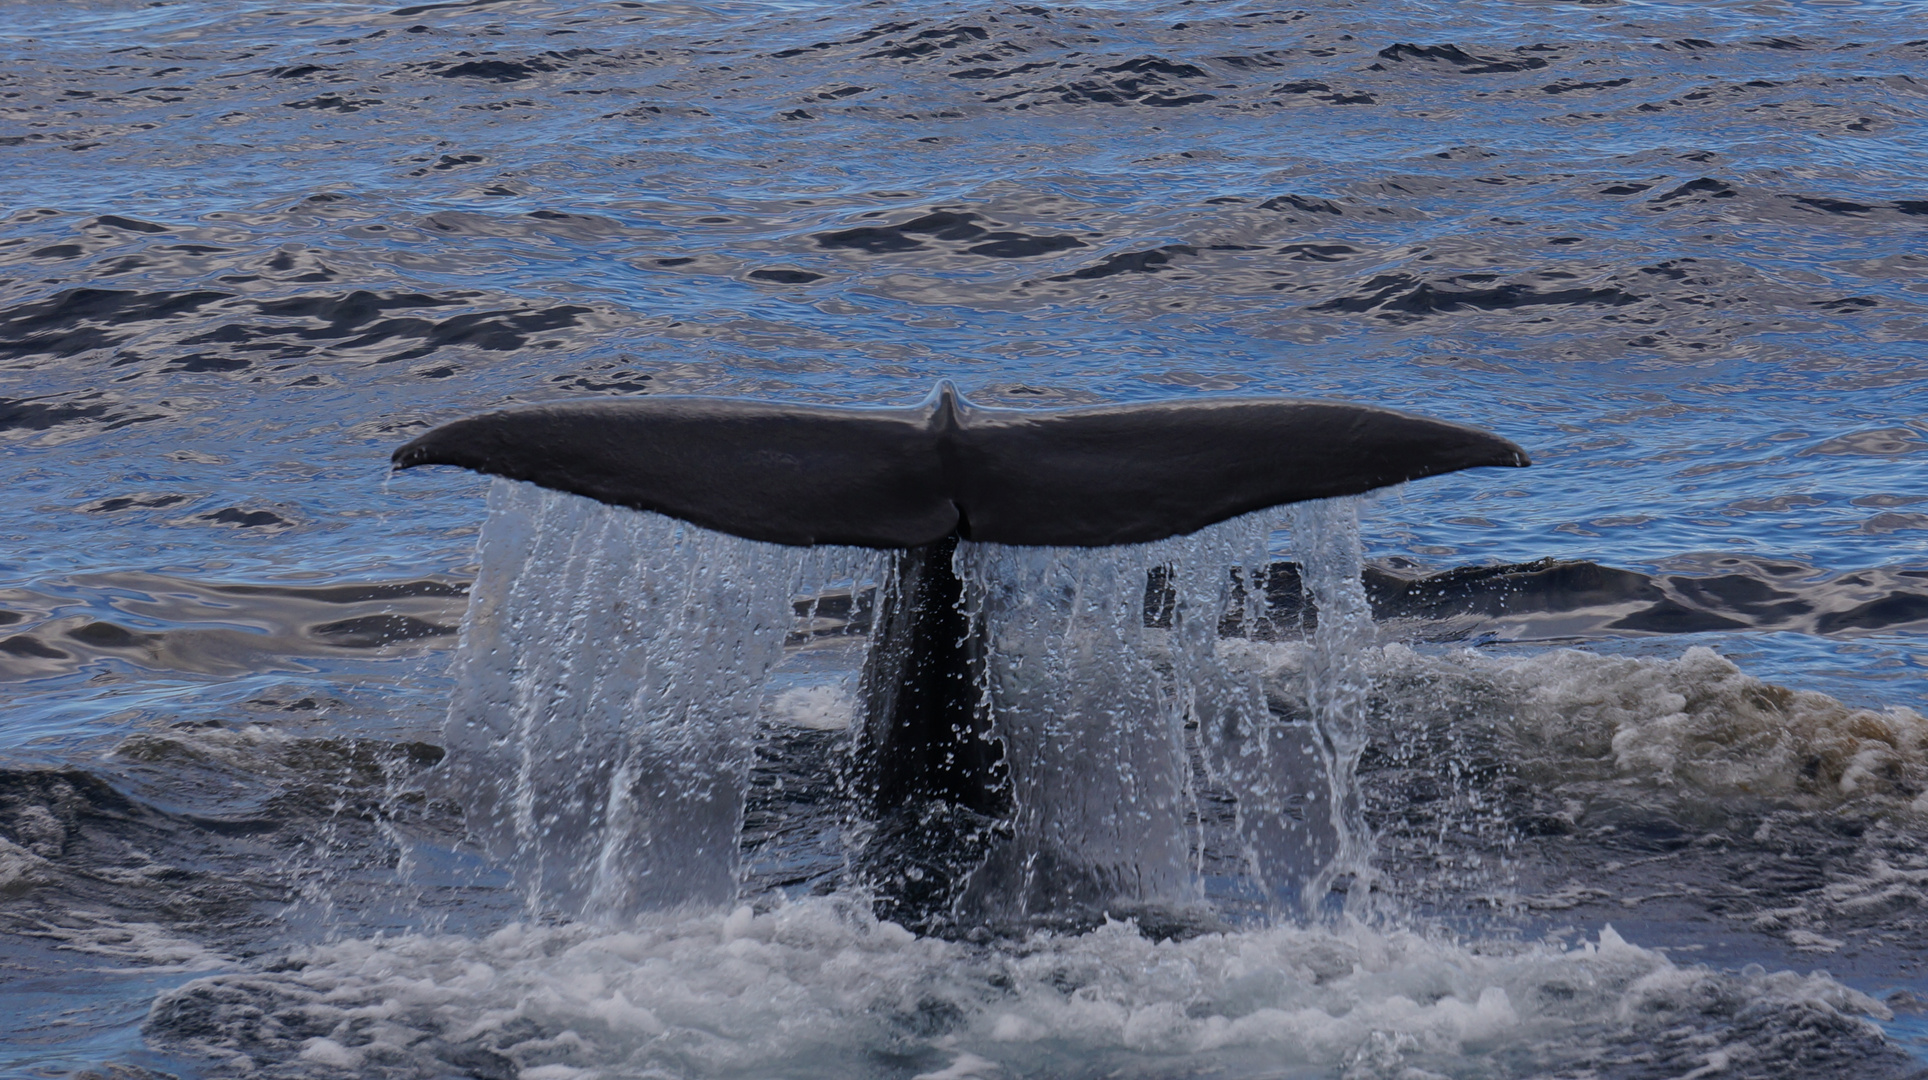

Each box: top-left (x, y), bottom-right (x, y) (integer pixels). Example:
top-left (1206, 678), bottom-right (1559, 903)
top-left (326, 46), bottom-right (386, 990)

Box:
top-left (4, 0), bottom-right (1928, 1076)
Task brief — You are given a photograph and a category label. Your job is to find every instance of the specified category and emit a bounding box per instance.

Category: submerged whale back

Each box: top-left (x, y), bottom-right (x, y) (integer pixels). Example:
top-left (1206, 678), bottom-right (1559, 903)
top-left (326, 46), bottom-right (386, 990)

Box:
top-left (390, 383), bottom-right (1528, 547)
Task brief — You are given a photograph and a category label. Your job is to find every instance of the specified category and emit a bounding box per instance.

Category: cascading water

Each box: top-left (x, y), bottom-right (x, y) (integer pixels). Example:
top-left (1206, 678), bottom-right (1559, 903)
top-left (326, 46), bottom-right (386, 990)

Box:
top-left (1163, 508), bottom-right (1329, 922)
top-left (443, 479), bottom-right (887, 921)
top-left (953, 506), bottom-right (1278, 923)
top-left (949, 497), bottom-right (1380, 925)
top-left (445, 479), bottom-right (1382, 927)
top-left (950, 538), bottom-right (1206, 922)
top-left (1285, 496), bottom-right (1380, 919)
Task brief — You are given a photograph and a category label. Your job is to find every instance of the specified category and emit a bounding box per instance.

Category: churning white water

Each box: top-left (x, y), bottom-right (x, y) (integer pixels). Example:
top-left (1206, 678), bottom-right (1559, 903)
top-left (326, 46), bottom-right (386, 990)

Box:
top-left (140, 482), bottom-right (1914, 1078)
top-left (149, 896), bottom-right (1892, 1080)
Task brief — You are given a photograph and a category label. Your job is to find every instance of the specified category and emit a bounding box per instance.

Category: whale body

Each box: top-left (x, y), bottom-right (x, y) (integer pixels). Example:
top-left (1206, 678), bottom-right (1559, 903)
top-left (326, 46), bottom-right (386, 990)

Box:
top-left (391, 381), bottom-right (1528, 549)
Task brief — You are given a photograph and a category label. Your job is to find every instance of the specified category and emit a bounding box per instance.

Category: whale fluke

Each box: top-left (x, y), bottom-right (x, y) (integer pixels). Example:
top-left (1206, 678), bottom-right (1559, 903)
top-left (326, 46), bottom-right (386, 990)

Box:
top-left (392, 382), bottom-right (1527, 548)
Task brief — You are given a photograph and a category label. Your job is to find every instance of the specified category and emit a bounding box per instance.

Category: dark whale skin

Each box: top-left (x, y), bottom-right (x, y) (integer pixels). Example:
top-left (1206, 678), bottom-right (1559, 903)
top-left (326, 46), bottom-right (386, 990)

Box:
top-left (391, 381), bottom-right (1529, 548)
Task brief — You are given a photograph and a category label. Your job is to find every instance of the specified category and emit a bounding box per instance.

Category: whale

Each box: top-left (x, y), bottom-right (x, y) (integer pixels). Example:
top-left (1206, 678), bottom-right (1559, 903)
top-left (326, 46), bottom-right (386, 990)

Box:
top-left (393, 382), bottom-right (1528, 912)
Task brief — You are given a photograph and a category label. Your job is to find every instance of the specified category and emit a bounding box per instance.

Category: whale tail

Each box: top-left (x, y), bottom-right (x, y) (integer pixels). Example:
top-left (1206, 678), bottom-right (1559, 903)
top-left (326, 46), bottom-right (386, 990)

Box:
top-left (395, 383), bottom-right (1528, 929)
top-left (391, 381), bottom-right (1528, 549)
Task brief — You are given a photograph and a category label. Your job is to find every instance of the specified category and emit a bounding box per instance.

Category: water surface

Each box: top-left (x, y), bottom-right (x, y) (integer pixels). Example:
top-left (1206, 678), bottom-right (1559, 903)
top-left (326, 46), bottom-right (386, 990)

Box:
top-left (4, 0), bottom-right (1928, 1076)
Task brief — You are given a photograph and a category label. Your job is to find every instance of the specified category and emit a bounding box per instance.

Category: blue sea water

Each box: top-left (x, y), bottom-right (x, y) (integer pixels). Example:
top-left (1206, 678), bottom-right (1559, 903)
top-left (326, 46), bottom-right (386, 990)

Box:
top-left (3, 0), bottom-right (1928, 1076)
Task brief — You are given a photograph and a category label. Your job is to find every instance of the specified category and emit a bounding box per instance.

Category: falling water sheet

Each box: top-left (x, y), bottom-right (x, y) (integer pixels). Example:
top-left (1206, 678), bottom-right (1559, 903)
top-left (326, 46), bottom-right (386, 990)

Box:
top-left (442, 479), bottom-right (889, 921)
top-left (442, 482), bottom-right (1378, 929)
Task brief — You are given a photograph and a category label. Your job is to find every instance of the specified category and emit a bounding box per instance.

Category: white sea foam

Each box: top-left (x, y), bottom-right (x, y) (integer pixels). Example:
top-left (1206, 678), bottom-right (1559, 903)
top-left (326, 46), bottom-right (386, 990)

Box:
top-left (1363, 643), bottom-right (1928, 811)
top-left (149, 896), bottom-right (1890, 1079)
top-left (1213, 637), bottom-right (1928, 815)
top-left (0, 835), bottom-right (51, 894)
top-left (25, 910), bottom-right (231, 972)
